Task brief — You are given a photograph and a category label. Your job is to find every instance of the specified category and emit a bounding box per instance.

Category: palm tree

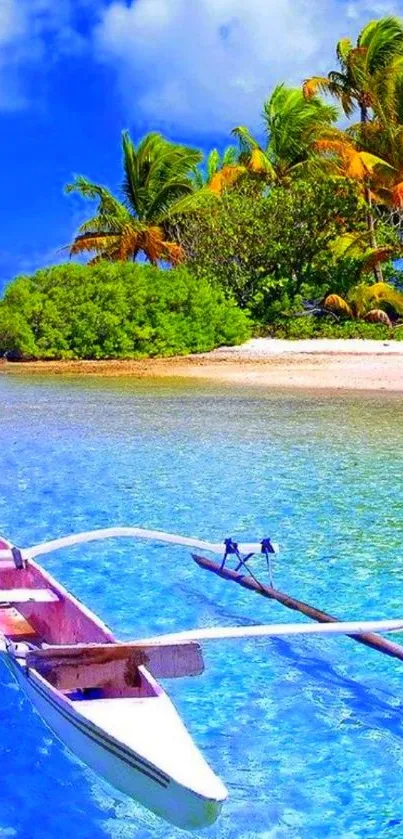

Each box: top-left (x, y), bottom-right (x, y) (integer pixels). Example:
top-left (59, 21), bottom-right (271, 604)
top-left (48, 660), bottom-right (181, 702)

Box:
top-left (190, 146), bottom-right (246, 195)
top-left (345, 67), bottom-right (403, 210)
top-left (66, 131), bottom-right (202, 265)
top-left (194, 146), bottom-right (235, 184)
top-left (303, 16), bottom-right (403, 280)
top-left (232, 83), bottom-right (338, 183)
top-left (303, 16), bottom-right (403, 124)
top-left (311, 63), bottom-right (403, 224)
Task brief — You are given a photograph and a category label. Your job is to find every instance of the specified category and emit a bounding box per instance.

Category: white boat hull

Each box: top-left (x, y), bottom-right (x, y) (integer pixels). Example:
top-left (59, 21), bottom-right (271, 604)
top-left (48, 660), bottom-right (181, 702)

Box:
top-left (5, 658), bottom-right (226, 830)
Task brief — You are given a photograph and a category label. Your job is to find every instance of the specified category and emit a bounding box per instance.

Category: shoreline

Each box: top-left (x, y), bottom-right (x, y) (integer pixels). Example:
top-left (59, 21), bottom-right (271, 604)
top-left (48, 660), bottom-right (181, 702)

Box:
top-left (1, 339), bottom-right (403, 391)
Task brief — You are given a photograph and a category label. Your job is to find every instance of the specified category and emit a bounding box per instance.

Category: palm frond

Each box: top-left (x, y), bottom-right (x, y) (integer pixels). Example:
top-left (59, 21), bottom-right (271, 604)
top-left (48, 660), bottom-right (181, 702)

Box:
top-left (192, 168), bottom-right (205, 190)
top-left (302, 76), bottom-right (333, 98)
top-left (359, 281), bottom-right (403, 312)
top-left (364, 308), bottom-right (393, 325)
top-left (231, 125), bottom-right (261, 153)
top-left (208, 165), bottom-right (246, 194)
top-left (65, 177), bottom-right (121, 213)
top-left (207, 149), bottom-right (221, 181)
top-left (145, 179), bottom-right (197, 222)
top-left (77, 207), bottom-right (130, 235)
top-left (222, 145), bottom-right (238, 167)
top-left (359, 248), bottom-right (395, 272)
top-left (336, 37), bottom-right (354, 69)
top-left (314, 135), bottom-right (393, 182)
top-left (323, 294), bottom-right (354, 318)
top-left (248, 148), bottom-right (276, 176)
top-left (121, 130), bottom-right (141, 217)
top-left (359, 16), bottom-right (403, 74)
top-left (69, 232), bottom-right (120, 256)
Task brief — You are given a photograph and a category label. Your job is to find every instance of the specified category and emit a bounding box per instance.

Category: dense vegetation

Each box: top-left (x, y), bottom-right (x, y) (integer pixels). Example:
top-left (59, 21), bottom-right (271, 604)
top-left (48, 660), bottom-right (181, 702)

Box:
top-left (3, 15), bottom-right (403, 358)
top-left (0, 264), bottom-right (250, 359)
top-left (171, 179), bottom-right (375, 317)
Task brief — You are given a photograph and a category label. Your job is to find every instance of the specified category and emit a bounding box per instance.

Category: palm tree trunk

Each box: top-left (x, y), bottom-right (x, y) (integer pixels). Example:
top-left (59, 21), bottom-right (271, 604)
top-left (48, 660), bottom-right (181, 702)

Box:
top-left (360, 101), bottom-right (383, 282)
top-left (365, 184), bottom-right (383, 283)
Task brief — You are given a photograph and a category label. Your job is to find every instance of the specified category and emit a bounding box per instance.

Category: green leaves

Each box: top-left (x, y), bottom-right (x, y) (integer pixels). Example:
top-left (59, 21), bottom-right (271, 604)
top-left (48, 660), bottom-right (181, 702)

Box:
top-left (0, 263), bottom-right (251, 360)
top-left (174, 177), bottom-right (369, 320)
top-left (263, 84), bottom-right (338, 166)
top-left (232, 84), bottom-right (338, 183)
top-left (305, 15), bottom-right (403, 121)
top-left (120, 130), bottom-right (202, 222)
top-left (66, 131), bottom-right (203, 264)
top-left (359, 16), bottom-right (403, 74)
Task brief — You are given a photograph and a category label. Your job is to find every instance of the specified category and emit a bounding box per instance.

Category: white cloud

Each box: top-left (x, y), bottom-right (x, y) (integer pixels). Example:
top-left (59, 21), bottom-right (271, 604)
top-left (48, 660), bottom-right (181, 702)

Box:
top-left (0, 1), bottom-right (25, 45)
top-left (95, 0), bottom-right (403, 136)
top-left (0, 0), bottom-right (99, 109)
top-left (1, 0), bottom-right (400, 123)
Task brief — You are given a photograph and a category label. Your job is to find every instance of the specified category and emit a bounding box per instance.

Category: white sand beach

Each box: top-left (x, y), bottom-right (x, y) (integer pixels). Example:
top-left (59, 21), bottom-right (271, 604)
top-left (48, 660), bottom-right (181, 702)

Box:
top-left (1, 339), bottom-right (403, 391)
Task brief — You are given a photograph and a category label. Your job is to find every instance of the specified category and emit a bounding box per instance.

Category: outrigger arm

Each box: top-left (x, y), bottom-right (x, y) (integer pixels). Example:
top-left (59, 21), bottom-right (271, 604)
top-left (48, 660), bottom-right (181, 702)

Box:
top-left (135, 619), bottom-right (403, 645)
top-left (2, 620), bottom-right (403, 662)
top-left (0, 527), bottom-right (278, 563)
top-left (1, 528), bottom-right (402, 655)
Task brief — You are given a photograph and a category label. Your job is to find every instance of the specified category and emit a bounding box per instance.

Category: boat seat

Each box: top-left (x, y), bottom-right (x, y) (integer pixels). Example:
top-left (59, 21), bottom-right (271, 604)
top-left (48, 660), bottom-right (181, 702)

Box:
top-left (0, 589), bottom-right (58, 604)
top-left (0, 607), bottom-right (37, 640)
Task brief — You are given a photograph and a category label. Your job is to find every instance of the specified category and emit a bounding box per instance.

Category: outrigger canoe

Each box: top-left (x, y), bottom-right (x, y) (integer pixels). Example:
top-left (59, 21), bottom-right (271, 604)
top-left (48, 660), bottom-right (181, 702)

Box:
top-left (0, 531), bottom-right (228, 830)
top-left (1, 527), bottom-right (403, 829)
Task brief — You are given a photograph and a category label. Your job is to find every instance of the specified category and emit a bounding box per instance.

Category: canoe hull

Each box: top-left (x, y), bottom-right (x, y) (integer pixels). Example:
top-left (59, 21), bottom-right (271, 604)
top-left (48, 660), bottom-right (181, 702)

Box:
top-left (5, 657), bottom-right (224, 830)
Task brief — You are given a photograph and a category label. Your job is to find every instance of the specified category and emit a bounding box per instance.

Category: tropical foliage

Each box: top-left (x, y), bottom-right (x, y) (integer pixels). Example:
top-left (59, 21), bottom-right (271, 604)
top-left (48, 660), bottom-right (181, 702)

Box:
top-left (4, 13), bottom-right (403, 360)
top-left (268, 317), bottom-right (402, 340)
top-left (193, 146), bottom-right (244, 193)
top-left (323, 282), bottom-right (403, 325)
top-left (304, 16), bottom-right (403, 281)
top-left (171, 179), bottom-right (383, 317)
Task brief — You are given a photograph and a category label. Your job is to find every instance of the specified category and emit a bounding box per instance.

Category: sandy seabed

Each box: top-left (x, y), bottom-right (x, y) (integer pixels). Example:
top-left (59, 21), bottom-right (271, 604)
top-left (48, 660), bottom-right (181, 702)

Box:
top-left (1, 339), bottom-right (403, 392)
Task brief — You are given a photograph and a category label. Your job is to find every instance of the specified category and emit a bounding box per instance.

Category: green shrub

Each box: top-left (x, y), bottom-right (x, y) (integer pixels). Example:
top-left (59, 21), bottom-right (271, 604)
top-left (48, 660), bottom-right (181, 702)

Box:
top-left (267, 316), bottom-right (403, 340)
top-left (0, 262), bottom-right (251, 360)
top-left (0, 306), bottom-right (38, 359)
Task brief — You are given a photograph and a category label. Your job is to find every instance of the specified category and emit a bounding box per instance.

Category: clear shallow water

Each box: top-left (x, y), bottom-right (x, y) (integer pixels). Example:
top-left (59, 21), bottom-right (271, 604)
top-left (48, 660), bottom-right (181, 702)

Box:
top-left (0, 375), bottom-right (403, 839)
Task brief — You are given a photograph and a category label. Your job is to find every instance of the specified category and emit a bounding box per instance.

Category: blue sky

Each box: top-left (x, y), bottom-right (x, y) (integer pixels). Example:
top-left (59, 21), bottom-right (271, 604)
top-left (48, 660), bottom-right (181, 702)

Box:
top-left (0, 0), bottom-right (397, 290)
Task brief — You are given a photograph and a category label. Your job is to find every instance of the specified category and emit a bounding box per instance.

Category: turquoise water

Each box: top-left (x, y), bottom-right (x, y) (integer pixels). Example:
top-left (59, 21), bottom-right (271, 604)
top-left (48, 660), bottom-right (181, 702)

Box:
top-left (0, 375), bottom-right (403, 839)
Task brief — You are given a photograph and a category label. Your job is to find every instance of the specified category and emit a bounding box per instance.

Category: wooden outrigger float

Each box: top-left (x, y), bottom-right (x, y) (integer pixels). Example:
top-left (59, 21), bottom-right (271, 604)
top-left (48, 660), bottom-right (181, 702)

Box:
top-left (0, 527), bottom-right (403, 829)
top-left (192, 554), bottom-right (403, 663)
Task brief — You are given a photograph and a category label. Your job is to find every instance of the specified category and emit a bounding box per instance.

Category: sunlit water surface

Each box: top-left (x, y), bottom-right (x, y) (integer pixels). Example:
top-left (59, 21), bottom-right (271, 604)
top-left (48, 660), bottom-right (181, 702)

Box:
top-left (0, 374), bottom-right (403, 839)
